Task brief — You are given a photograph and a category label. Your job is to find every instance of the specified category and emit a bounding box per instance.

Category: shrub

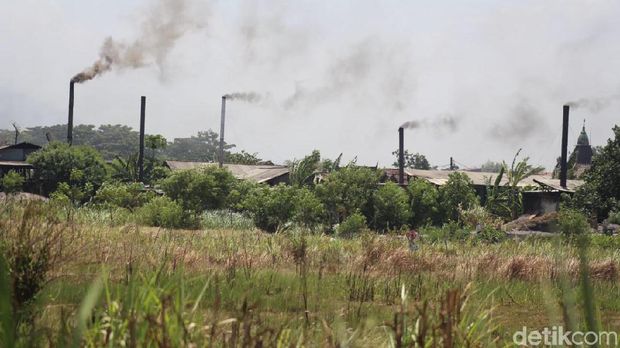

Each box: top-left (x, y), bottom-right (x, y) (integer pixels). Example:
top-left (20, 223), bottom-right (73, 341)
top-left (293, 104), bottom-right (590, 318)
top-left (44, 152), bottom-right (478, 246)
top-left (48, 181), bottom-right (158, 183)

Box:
top-left (558, 208), bottom-right (590, 237)
top-left (136, 196), bottom-right (196, 229)
top-left (421, 221), bottom-right (469, 244)
top-left (408, 179), bottom-right (440, 227)
top-left (202, 210), bottom-right (254, 230)
top-left (1, 171), bottom-right (24, 195)
top-left (315, 166), bottom-right (381, 226)
top-left (608, 210), bottom-right (620, 225)
top-left (458, 205), bottom-right (503, 230)
top-left (242, 184), bottom-right (297, 233)
top-left (294, 187), bottom-right (325, 231)
top-left (476, 226), bottom-right (507, 243)
top-left (336, 212), bottom-right (367, 237)
top-left (439, 172), bottom-right (479, 222)
top-left (159, 167), bottom-right (236, 214)
top-left (372, 182), bottom-right (410, 232)
top-left (27, 142), bottom-right (107, 199)
top-left (93, 181), bottom-right (154, 210)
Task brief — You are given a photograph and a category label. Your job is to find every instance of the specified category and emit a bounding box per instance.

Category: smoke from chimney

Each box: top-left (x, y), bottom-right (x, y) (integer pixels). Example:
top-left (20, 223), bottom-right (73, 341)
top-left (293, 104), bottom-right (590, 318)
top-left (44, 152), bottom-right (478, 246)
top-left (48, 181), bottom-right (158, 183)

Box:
top-left (565, 94), bottom-right (620, 113)
top-left (223, 92), bottom-right (262, 102)
top-left (71, 0), bottom-right (206, 83)
top-left (400, 115), bottom-right (459, 132)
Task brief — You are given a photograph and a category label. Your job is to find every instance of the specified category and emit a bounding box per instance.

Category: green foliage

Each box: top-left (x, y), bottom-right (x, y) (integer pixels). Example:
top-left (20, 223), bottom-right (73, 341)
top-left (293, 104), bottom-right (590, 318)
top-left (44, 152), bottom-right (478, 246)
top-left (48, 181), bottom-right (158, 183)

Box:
top-left (144, 134), bottom-right (167, 156)
top-left (202, 210), bottom-right (254, 230)
top-left (165, 129), bottom-right (234, 162)
top-left (160, 167), bottom-right (236, 214)
top-left (476, 226), bottom-right (506, 243)
top-left (315, 166), bottom-right (381, 226)
top-left (608, 210), bottom-right (620, 224)
top-left (93, 181), bottom-right (154, 210)
top-left (136, 196), bottom-right (196, 229)
top-left (372, 182), bottom-right (410, 231)
top-left (439, 172), bottom-right (479, 222)
top-left (108, 153), bottom-right (169, 184)
top-left (27, 142), bottom-right (107, 198)
top-left (336, 212), bottom-right (368, 236)
top-left (242, 184), bottom-right (297, 232)
top-left (504, 149), bottom-right (544, 219)
top-left (294, 187), bottom-right (325, 230)
top-left (421, 221), bottom-right (470, 244)
top-left (407, 179), bottom-right (440, 227)
top-left (1, 171), bottom-right (24, 194)
top-left (558, 208), bottom-right (591, 237)
top-left (288, 150), bottom-right (321, 187)
top-left (227, 150), bottom-right (262, 165)
top-left (570, 126), bottom-right (620, 221)
top-left (392, 149), bottom-right (431, 169)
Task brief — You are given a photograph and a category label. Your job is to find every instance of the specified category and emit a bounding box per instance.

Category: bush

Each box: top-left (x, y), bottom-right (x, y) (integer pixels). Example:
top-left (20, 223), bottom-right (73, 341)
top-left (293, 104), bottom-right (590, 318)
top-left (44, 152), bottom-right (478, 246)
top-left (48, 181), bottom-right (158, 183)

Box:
top-left (458, 205), bottom-right (503, 230)
top-left (476, 226), bottom-right (506, 244)
top-left (315, 166), bottom-right (381, 226)
top-left (202, 210), bottom-right (254, 230)
top-left (558, 208), bottom-right (591, 237)
top-left (294, 187), bottom-right (325, 231)
top-left (93, 181), bottom-right (154, 210)
top-left (421, 221), bottom-right (470, 244)
top-left (136, 196), bottom-right (196, 229)
top-left (608, 210), bottom-right (620, 225)
top-left (242, 184), bottom-right (297, 233)
top-left (336, 212), bottom-right (367, 237)
top-left (159, 167), bottom-right (236, 214)
top-left (372, 182), bottom-right (410, 232)
top-left (1, 171), bottom-right (24, 194)
top-left (408, 179), bottom-right (440, 227)
top-left (27, 142), bottom-right (107, 199)
top-left (439, 172), bottom-right (479, 222)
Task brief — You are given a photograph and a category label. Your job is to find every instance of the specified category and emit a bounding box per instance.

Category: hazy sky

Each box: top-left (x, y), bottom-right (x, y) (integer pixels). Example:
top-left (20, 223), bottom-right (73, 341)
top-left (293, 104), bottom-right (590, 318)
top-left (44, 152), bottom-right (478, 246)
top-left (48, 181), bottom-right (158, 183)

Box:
top-left (1, 0), bottom-right (619, 169)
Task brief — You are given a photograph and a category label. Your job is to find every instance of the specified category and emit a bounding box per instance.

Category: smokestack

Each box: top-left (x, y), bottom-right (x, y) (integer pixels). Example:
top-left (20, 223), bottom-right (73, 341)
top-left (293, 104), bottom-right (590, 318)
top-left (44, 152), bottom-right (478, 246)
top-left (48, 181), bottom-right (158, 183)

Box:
top-left (219, 96), bottom-right (226, 168)
top-left (67, 81), bottom-right (75, 145)
top-left (398, 127), bottom-right (404, 185)
top-left (560, 105), bottom-right (570, 188)
top-left (138, 96), bottom-right (146, 182)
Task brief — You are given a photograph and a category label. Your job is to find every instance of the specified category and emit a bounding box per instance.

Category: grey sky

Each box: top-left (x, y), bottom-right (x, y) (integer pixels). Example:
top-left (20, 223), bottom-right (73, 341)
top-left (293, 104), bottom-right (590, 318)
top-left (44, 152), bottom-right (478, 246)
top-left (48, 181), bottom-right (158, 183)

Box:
top-left (1, 0), bottom-right (619, 169)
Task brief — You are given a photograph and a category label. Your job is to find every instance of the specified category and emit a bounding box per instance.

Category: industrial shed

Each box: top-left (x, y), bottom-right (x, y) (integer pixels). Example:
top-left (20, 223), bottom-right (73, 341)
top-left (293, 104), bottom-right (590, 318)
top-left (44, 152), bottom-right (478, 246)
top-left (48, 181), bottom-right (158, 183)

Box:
top-left (164, 161), bottom-right (290, 185)
top-left (0, 142), bottom-right (41, 178)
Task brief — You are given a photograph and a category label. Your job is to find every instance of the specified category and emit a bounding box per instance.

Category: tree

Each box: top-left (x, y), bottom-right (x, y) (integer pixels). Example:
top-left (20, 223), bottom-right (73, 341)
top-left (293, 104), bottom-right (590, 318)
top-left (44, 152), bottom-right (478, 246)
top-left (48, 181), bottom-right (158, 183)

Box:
top-left (392, 150), bottom-right (431, 170)
top-left (1, 171), bottom-right (24, 195)
top-left (145, 134), bottom-right (167, 159)
top-left (315, 166), bottom-right (381, 226)
top-left (227, 150), bottom-right (262, 165)
top-left (164, 130), bottom-right (234, 162)
top-left (288, 150), bottom-right (321, 187)
top-left (372, 182), bottom-right (411, 231)
top-left (503, 150), bottom-right (544, 219)
top-left (242, 184), bottom-right (297, 232)
top-left (408, 179), bottom-right (441, 227)
top-left (439, 172), bottom-right (479, 222)
top-left (159, 167), bottom-right (236, 214)
top-left (294, 187), bottom-right (325, 230)
top-left (569, 126), bottom-right (620, 221)
top-left (27, 142), bottom-right (107, 198)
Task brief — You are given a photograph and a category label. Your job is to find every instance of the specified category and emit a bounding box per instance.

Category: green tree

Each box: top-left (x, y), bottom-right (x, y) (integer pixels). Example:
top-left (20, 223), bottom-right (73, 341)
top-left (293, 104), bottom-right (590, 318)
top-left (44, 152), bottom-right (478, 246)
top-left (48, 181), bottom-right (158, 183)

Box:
top-left (315, 166), bottom-right (381, 227)
top-left (569, 126), bottom-right (620, 221)
top-left (288, 150), bottom-right (321, 187)
top-left (503, 150), bottom-right (544, 219)
top-left (227, 150), bottom-right (262, 165)
top-left (242, 184), bottom-right (297, 232)
top-left (439, 172), bottom-right (479, 222)
top-left (145, 134), bottom-right (167, 159)
top-left (372, 182), bottom-right (410, 231)
top-left (164, 130), bottom-right (234, 162)
top-left (392, 150), bottom-right (431, 170)
top-left (408, 179), bottom-right (441, 227)
top-left (27, 142), bottom-right (107, 198)
top-left (294, 187), bottom-right (325, 231)
top-left (1, 171), bottom-right (24, 195)
top-left (159, 167), bottom-right (236, 214)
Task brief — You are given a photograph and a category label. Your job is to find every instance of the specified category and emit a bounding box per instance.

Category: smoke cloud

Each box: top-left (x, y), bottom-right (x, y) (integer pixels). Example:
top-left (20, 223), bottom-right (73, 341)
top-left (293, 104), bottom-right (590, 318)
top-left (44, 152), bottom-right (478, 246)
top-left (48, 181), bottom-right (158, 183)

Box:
top-left (489, 100), bottom-right (547, 141)
top-left (71, 0), bottom-right (206, 83)
top-left (224, 92), bottom-right (262, 103)
top-left (400, 115), bottom-right (459, 132)
top-left (566, 93), bottom-right (620, 113)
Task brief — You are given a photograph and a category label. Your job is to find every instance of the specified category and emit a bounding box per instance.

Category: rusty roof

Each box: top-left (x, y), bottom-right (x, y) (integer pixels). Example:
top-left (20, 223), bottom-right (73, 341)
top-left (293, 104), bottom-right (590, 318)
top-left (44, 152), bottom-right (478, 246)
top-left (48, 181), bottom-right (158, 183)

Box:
top-left (165, 161), bottom-right (289, 184)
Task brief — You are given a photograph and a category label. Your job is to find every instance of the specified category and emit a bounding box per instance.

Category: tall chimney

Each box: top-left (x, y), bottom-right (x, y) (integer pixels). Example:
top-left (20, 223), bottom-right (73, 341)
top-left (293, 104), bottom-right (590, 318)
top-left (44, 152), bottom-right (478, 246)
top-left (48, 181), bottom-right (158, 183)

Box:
top-left (218, 96), bottom-right (227, 168)
top-left (398, 127), bottom-right (404, 185)
top-left (560, 105), bottom-right (569, 188)
top-left (138, 96), bottom-right (146, 182)
top-left (67, 81), bottom-right (75, 145)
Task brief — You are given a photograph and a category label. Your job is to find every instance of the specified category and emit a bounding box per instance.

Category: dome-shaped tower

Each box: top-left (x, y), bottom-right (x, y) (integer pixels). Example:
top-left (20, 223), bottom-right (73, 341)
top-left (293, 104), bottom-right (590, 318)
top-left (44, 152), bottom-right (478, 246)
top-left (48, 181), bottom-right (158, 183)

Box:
top-left (574, 120), bottom-right (593, 165)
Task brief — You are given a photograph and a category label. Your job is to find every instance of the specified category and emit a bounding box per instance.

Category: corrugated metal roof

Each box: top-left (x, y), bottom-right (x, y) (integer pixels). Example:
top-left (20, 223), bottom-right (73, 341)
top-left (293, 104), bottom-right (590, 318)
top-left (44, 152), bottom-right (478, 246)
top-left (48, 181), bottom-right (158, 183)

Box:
top-left (0, 161), bottom-right (33, 167)
top-left (164, 161), bottom-right (289, 184)
top-left (0, 142), bottom-right (42, 150)
top-left (404, 168), bottom-right (583, 192)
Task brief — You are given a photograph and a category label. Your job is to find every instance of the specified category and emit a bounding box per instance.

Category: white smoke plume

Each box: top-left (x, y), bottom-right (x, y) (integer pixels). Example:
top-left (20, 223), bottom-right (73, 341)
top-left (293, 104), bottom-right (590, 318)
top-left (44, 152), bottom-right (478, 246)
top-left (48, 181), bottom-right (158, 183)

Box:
top-left (71, 0), bottom-right (206, 83)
